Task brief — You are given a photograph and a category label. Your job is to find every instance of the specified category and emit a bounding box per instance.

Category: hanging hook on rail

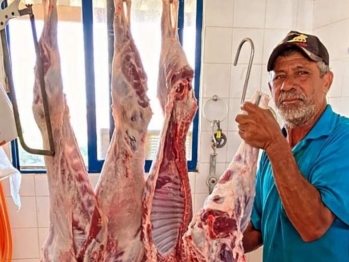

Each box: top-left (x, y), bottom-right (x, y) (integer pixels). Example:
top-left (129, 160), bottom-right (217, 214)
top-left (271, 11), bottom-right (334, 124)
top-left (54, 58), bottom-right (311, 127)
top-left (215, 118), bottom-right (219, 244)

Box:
top-left (233, 38), bottom-right (255, 104)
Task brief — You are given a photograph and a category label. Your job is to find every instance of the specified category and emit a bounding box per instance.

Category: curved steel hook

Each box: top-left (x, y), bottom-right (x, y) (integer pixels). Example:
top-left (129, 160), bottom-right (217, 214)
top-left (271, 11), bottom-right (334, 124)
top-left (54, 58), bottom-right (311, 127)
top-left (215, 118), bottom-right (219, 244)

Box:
top-left (233, 38), bottom-right (255, 104)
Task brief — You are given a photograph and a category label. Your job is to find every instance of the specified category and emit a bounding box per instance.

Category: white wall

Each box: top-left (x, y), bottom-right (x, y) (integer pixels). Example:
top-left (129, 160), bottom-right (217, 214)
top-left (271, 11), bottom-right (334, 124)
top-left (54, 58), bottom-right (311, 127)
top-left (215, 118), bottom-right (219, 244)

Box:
top-left (313, 0), bottom-right (349, 115)
top-left (2, 0), bottom-right (349, 261)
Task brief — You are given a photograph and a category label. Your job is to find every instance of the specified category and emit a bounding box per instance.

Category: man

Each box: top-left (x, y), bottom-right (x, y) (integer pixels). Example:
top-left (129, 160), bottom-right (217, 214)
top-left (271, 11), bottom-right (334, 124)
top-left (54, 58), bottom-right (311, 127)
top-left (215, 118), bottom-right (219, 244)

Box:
top-left (236, 30), bottom-right (349, 261)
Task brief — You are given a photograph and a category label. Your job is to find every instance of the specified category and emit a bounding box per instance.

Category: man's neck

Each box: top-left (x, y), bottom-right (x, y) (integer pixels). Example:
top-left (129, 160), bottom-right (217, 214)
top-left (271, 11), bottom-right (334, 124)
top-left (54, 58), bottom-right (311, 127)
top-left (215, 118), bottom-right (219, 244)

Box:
top-left (285, 103), bottom-right (327, 148)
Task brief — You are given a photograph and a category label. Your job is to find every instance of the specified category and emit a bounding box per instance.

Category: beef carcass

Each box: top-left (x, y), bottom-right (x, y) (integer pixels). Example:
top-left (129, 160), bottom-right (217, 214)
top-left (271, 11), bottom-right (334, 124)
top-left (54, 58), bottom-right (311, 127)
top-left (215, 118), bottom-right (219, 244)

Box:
top-left (94, 0), bottom-right (152, 261)
top-left (33, 1), bottom-right (107, 261)
top-left (141, 0), bottom-right (198, 261)
top-left (183, 92), bottom-right (269, 262)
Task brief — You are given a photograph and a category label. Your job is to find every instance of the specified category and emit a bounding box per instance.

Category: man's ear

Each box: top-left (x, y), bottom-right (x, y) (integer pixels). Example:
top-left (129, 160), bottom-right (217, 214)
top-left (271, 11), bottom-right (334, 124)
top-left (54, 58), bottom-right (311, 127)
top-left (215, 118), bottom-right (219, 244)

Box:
top-left (323, 71), bottom-right (333, 94)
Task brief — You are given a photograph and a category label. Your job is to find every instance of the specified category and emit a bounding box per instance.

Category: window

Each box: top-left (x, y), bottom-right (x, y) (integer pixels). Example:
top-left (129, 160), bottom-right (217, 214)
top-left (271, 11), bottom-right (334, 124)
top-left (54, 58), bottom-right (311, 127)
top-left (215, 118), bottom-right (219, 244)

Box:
top-left (9, 0), bottom-right (202, 173)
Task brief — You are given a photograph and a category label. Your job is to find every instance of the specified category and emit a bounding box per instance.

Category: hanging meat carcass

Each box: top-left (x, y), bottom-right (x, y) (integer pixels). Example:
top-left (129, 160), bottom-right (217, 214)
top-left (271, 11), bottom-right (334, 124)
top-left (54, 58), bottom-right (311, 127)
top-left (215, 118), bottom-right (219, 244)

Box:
top-left (94, 0), bottom-right (153, 261)
top-left (141, 0), bottom-right (198, 261)
top-left (183, 92), bottom-right (269, 262)
top-left (33, 1), bottom-right (108, 261)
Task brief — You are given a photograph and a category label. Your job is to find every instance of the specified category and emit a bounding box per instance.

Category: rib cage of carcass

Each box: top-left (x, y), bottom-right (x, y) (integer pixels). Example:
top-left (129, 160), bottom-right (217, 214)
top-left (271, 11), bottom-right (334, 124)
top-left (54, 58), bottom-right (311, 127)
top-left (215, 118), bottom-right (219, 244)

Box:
top-left (183, 91), bottom-right (269, 262)
top-left (141, 0), bottom-right (198, 261)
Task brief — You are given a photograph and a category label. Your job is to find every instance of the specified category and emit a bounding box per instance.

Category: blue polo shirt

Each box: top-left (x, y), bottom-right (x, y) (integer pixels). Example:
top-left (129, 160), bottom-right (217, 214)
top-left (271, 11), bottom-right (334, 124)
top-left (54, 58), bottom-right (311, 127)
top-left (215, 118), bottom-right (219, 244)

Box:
top-left (251, 105), bottom-right (349, 262)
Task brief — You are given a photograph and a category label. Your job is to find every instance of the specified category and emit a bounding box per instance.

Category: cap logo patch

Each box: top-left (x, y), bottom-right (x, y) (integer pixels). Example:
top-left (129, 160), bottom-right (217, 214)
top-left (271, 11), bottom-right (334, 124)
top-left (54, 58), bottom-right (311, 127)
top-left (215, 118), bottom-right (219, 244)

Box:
top-left (288, 34), bottom-right (308, 43)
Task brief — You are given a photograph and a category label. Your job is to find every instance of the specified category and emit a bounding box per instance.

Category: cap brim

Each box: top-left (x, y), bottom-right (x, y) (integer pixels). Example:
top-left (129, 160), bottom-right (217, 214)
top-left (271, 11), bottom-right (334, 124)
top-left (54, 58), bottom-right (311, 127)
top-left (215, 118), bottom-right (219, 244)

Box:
top-left (267, 43), bottom-right (323, 71)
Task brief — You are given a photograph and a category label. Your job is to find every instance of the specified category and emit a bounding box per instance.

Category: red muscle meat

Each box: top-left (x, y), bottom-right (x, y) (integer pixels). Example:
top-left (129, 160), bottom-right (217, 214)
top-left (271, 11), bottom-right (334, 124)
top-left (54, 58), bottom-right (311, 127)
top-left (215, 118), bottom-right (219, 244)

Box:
top-left (94, 0), bottom-right (153, 261)
top-left (33, 1), bottom-right (108, 261)
top-left (141, 0), bottom-right (198, 261)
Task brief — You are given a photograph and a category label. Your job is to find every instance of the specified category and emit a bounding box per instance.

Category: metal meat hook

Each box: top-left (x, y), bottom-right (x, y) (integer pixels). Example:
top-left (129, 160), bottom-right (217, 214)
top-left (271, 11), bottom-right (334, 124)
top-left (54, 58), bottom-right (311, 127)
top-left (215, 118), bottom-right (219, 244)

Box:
top-left (233, 38), bottom-right (255, 104)
top-left (0, 1), bottom-right (55, 156)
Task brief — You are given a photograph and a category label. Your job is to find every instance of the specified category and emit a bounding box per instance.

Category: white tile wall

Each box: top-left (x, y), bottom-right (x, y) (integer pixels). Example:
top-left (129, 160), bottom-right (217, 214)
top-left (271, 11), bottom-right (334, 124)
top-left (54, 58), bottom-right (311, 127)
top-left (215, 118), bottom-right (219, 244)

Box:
top-left (265, 0), bottom-right (298, 29)
top-left (233, 0), bottom-right (267, 28)
top-left (296, 0), bottom-right (314, 32)
top-left (314, 20), bottom-right (349, 61)
top-left (204, 0), bottom-right (234, 27)
top-left (341, 59), bottom-right (349, 97)
top-left (11, 228), bottom-right (40, 259)
top-left (202, 63), bottom-right (231, 98)
top-left (328, 97), bottom-right (349, 116)
top-left (313, 0), bottom-right (349, 118)
top-left (6, 196), bottom-right (37, 228)
top-left (204, 27), bottom-right (233, 63)
top-left (313, 0), bottom-right (349, 29)
top-left (2, 0), bottom-right (349, 261)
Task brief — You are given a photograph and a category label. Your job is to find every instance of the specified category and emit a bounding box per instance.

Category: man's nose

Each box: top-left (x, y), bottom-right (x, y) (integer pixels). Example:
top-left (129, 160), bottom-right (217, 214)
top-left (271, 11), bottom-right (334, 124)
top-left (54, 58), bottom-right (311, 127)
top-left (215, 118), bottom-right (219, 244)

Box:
top-left (280, 76), bottom-right (295, 91)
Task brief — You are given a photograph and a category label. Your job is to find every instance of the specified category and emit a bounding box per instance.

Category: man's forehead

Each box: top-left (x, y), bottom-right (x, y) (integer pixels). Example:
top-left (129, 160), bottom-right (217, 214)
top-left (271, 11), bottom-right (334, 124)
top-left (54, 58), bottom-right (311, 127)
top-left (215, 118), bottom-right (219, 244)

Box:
top-left (273, 55), bottom-right (314, 70)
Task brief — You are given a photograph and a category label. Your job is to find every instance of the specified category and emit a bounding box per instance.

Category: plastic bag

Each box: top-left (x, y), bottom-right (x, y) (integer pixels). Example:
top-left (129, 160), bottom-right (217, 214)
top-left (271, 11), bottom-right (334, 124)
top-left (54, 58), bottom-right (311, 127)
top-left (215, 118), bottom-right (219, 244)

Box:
top-left (0, 83), bottom-right (18, 146)
top-left (0, 147), bottom-right (21, 209)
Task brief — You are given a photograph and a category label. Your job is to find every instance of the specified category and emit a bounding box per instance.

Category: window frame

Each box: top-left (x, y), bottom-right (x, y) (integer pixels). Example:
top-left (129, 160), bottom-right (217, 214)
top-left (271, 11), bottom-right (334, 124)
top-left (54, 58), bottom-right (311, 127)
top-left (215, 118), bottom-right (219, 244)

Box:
top-left (10, 0), bottom-right (203, 173)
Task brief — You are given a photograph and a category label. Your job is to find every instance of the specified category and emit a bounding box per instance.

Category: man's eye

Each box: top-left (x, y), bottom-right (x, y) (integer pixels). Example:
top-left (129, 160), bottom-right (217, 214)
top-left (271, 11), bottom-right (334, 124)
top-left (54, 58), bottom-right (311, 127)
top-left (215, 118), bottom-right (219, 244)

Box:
top-left (274, 75), bottom-right (285, 80)
top-left (297, 71), bottom-right (308, 75)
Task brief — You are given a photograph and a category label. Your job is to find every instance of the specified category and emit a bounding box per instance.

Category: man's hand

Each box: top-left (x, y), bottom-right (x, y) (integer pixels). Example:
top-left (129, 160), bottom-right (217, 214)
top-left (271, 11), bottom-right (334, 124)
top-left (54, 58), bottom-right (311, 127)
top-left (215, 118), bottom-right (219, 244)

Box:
top-left (235, 102), bottom-right (283, 150)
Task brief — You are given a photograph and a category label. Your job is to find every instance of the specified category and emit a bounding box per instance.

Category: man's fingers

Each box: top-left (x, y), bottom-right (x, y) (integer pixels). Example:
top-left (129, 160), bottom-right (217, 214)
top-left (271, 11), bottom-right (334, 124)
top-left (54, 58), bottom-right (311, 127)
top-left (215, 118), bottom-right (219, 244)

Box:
top-left (235, 113), bottom-right (250, 124)
top-left (238, 124), bottom-right (247, 132)
top-left (238, 128), bottom-right (252, 143)
top-left (238, 130), bottom-right (246, 140)
top-left (240, 101), bottom-right (258, 113)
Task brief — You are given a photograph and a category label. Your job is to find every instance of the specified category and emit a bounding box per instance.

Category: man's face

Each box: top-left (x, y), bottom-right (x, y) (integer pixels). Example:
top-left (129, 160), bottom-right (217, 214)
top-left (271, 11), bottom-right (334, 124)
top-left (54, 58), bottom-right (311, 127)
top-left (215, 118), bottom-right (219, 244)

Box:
top-left (269, 52), bottom-right (332, 127)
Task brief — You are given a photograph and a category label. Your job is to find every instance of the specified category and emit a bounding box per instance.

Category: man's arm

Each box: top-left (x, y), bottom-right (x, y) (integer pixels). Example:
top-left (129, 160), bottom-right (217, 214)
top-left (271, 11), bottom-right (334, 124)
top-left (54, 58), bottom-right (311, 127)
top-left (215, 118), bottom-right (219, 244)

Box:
top-left (236, 102), bottom-right (349, 242)
top-left (265, 137), bottom-right (335, 242)
top-left (243, 221), bottom-right (263, 253)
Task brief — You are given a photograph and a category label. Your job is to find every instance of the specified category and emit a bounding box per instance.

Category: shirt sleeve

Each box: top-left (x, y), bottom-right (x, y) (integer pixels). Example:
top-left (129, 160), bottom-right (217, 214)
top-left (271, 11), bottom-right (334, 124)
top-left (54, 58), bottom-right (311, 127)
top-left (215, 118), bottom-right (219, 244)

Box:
top-left (250, 152), bottom-right (267, 231)
top-left (309, 126), bottom-right (349, 226)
